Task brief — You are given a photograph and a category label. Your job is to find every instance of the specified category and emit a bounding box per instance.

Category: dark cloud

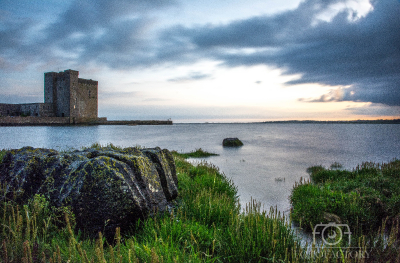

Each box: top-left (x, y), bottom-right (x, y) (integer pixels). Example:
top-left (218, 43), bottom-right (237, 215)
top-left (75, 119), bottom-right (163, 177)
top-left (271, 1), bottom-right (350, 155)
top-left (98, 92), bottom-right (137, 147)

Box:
top-left (0, 13), bottom-right (46, 70)
top-left (48, 0), bottom-right (176, 37)
top-left (180, 0), bottom-right (400, 106)
top-left (1, 0), bottom-right (399, 108)
top-left (45, 0), bottom-right (180, 69)
top-left (0, 0), bottom-right (178, 71)
top-left (346, 103), bottom-right (400, 117)
top-left (0, 16), bottom-right (30, 52)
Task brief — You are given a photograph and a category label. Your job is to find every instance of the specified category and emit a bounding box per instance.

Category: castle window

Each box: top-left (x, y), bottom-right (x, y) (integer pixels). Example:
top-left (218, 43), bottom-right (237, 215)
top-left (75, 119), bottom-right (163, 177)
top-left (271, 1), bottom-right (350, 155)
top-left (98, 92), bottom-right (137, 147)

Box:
top-left (89, 91), bottom-right (91, 98)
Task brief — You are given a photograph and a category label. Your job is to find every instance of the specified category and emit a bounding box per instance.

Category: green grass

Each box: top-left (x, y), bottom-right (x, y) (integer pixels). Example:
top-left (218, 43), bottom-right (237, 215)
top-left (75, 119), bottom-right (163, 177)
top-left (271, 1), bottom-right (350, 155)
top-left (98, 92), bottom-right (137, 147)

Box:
top-left (1, 145), bottom-right (399, 262)
top-left (81, 142), bottom-right (140, 151)
top-left (290, 160), bottom-right (400, 261)
top-left (0, 149), bottom-right (6, 163)
top-left (0, 147), bottom-right (305, 262)
top-left (173, 148), bottom-right (219, 158)
top-left (291, 160), bottom-right (400, 233)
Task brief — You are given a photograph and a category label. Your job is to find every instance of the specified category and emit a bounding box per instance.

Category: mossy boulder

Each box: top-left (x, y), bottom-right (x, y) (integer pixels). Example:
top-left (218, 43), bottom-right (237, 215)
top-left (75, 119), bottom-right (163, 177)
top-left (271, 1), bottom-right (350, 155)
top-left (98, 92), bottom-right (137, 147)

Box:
top-left (222, 137), bottom-right (244, 147)
top-left (0, 146), bottom-right (178, 237)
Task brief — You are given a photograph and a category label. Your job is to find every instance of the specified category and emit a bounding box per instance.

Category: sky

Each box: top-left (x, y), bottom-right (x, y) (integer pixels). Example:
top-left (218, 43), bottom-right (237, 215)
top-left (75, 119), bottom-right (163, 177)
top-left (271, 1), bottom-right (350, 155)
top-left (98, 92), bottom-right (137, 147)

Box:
top-left (1, 0), bottom-right (399, 123)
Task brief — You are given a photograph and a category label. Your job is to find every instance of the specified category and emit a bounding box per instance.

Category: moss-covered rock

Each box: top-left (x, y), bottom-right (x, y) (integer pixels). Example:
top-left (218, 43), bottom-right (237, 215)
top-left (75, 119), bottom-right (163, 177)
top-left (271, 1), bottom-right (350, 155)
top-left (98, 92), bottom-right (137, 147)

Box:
top-left (0, 146), bottom-right (177, 237)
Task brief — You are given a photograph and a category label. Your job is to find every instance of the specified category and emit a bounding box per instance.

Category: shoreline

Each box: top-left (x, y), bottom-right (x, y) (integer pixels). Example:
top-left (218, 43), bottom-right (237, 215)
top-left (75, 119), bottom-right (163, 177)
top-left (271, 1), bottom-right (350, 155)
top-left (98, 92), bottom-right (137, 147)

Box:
top-left (0, 116), bottom-right (173, 126)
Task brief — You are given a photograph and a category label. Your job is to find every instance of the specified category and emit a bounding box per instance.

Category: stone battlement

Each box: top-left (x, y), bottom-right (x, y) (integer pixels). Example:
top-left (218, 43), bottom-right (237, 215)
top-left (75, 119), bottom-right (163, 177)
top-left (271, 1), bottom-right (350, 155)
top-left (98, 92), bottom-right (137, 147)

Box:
top-left (78, 78), bottom-right (98, 85)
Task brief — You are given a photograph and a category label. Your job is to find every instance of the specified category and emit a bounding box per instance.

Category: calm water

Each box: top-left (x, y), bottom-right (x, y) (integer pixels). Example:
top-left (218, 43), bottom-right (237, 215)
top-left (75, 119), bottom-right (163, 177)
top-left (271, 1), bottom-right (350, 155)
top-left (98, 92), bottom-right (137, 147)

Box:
top-left (1, 123), bottom-right (400, 213)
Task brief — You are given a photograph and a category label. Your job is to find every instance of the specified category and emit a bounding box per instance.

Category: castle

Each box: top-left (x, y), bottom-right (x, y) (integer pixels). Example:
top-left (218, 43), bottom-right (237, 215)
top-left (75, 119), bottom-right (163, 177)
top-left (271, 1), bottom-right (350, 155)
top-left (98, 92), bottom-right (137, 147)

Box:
top-left (0, 69), bottom-right (173, 126)
top-left (0, 69), bottom-right (99, 123)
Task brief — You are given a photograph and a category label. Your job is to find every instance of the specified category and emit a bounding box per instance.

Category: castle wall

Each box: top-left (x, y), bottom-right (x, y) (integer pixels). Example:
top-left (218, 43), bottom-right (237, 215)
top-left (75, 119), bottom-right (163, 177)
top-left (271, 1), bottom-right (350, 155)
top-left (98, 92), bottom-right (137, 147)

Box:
top-left (54, 70), bottom-right (77, 117)
top-left (70, 78), bottom-right (98, 119)
top-left (20, 103), bottom-right (55, 117)
top-left (0, 104), bottom-right (21, 116)
top-left (0, 103), bottom-right (56, 117)
top-left (44, 72), bottom-right (57, 104)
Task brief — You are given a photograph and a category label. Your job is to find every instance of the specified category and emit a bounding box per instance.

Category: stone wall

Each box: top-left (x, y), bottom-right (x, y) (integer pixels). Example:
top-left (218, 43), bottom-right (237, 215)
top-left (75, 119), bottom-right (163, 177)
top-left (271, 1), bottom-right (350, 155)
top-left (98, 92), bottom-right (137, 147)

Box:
top-left (70, 78), bottom-right (98, 119)
top-left (55, 70), bottom-right (74, 117)
top-left (71, 116), bottom-right (106, 124)
top-left (0, 103), bottom-right (21, 116)
top-left (20, 103), bottom-right (55, 117)
top-left (0, 117), bottom-right (173, 126)
top-left (44, 72), bottom-right (57, 104)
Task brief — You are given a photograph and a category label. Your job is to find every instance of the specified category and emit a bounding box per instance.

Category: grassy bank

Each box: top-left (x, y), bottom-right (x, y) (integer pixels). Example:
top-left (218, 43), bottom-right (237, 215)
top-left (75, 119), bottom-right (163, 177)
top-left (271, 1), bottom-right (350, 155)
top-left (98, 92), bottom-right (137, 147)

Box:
top-left (1, 146), bottom-right (399, 262)
top-left (0, 147), bottom-right (304, 262)
top-left (291, 160), bottom-right (400, 261)
top-left (291, 160), bottom-right (400, 233)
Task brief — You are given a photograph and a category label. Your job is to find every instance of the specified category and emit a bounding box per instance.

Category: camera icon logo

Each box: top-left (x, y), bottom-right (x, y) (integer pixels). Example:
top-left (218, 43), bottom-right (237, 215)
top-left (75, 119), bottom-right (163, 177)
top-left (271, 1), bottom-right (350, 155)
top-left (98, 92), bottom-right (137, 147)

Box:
top-left (313, 222), bottom-right (352, 246)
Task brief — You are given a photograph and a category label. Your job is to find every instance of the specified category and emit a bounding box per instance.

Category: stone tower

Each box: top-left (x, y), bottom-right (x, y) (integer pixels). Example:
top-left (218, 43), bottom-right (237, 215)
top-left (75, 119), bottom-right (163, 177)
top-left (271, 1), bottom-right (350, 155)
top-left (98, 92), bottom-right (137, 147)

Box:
top-left (44, 69), bottom-right (98, 120)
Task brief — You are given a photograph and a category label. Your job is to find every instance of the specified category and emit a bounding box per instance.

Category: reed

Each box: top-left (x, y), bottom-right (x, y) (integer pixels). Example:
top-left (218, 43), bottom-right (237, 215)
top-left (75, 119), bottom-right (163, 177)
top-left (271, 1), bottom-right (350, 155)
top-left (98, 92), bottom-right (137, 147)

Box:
top-left (0, 149), bottom-right (5, 163)
top-left (218, 201), bottom-right (305, 262)
top-left (292, 160), bottom-right (400, 233)
top-left (291, 160), bottom-right (400, 262)
top-left (0, 192), bottom-right (62, 262)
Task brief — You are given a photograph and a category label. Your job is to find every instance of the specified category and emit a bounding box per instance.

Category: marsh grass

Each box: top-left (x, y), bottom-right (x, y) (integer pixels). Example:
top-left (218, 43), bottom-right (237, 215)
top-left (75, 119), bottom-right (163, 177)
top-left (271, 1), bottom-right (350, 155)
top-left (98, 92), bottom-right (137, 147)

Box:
top-left (2, 145), bottom-right (399, 262)
top-left (0, 147), bottom-right (307, 262)
top-left (81, 143), bottom-right (140, 152)
top-left (291, 160), bottom-right (400, 262)
top-left (292, 160), bottom-right (400, 233)
top-left (0, 192), bottom-right (71, 262)
top-left (173, 148), bottom-right (219, 158)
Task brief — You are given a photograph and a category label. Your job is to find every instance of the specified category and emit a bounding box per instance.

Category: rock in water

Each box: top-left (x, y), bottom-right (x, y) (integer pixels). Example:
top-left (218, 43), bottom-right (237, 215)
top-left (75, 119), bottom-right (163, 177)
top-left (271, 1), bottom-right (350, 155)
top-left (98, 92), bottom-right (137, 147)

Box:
top-left (222, 137), bottom-right (243, 147)
top-left (0, 146), bottom-right (178, 237)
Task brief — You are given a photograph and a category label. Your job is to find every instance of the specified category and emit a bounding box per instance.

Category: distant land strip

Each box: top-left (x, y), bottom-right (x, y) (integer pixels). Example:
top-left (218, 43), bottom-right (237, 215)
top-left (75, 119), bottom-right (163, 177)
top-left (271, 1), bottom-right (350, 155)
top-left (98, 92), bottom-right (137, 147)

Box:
top-left (260, 119), bottom-right (400, 124)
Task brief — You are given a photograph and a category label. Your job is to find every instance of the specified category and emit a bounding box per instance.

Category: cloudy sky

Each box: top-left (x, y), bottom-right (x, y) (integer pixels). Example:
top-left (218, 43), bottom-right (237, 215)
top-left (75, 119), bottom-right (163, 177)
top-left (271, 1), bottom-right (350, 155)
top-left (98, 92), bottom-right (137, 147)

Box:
top-left (1, 0), bottom-right (399, 122)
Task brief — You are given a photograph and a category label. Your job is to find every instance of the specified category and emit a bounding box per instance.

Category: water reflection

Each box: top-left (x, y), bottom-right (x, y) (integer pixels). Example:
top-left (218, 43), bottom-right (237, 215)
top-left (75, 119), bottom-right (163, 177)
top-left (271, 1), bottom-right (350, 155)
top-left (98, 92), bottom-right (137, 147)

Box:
top-left (43, 126), bottom-right (101, 150)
